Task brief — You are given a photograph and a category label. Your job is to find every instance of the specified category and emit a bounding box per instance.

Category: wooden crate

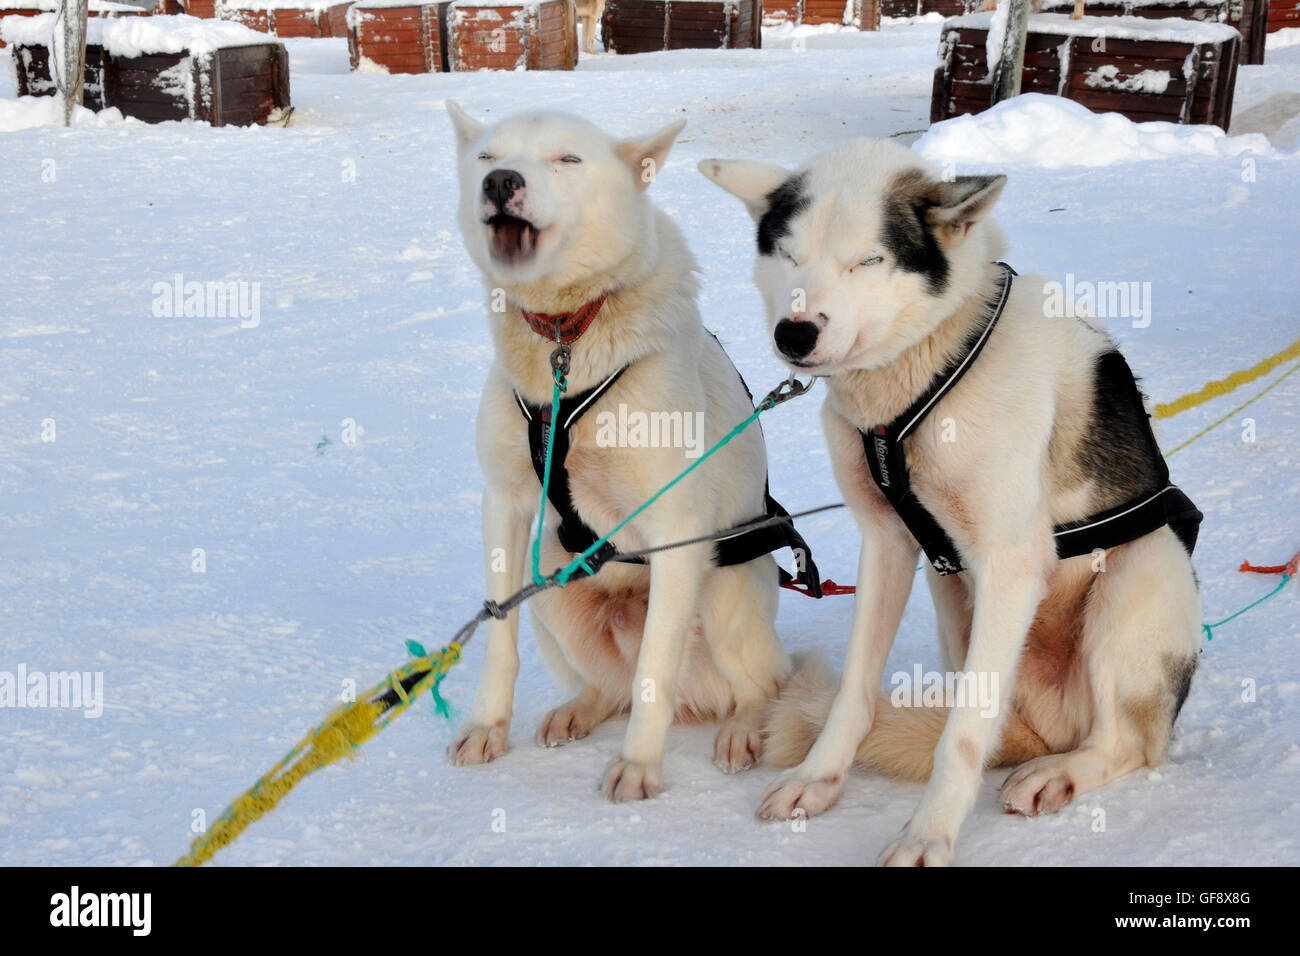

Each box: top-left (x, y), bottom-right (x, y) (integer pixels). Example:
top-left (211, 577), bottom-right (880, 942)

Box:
top-left (602, 0), bottom-right (760, 53)
top-left (879, 0), bottom-right (972, 18)
top-left (763, 0), bottom-right (879, 28)
top-left (221, 1), bottom-right (354, 37)
top-left (447, 0), bottom-right (576, 69)
top-left (932, 13), bottom-right (1240, 129)
top-left (11, 41), bottom-right (108, 108)
top-left (102, 42), bottom-right (289, 124)
top-left (347, 1), bottom-right (448, 72)
top-left (1037, 0), bottom-right (1267, 65)
top-left (1267, 0), bottom-right (1300, 33)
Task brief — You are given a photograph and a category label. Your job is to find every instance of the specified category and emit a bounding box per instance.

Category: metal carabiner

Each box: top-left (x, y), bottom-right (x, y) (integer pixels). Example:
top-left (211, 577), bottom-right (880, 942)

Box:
top-left (759, 374), bottom-right (816, 410)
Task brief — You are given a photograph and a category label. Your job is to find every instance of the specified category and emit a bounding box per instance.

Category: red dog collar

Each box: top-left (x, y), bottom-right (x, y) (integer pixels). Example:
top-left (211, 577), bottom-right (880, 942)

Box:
top-left (520, 293), bottom-right (608, 345)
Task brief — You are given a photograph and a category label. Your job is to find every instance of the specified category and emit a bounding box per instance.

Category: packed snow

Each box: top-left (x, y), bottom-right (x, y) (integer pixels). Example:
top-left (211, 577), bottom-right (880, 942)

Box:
top-left (914, 93), bottom-right (1282, 166)
top-left (1, 20), bottom-right (1298, 867)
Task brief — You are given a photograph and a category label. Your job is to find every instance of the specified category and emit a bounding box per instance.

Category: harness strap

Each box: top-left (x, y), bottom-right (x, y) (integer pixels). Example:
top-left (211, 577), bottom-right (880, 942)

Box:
top-left (514, 348), bottom-right (823, 596)
top-left (859, 263), bottom-right (1202, 575)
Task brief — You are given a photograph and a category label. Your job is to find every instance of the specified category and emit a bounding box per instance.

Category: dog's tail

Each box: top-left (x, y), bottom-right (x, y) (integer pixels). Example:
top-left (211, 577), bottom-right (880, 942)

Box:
top-left (765, 651), bottom-right (1049, 782)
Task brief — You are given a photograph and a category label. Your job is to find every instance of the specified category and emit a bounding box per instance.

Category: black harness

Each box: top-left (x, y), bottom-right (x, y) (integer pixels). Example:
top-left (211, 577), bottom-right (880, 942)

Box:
top-left (860, 262), bottom-right (1202, 576)
top-left (515, 352), bottom-right (824, 596)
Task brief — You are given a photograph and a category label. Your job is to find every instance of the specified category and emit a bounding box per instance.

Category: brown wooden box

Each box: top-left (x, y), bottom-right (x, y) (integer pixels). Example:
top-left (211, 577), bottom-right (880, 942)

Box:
top-left (447, 0), bottom-right (576, 69)
top-left (221, 2), bottom-right (354, 37)
top-left (11, 41), bottom-right (108, 108)
top-left (763, 0), bottom-right (879, 28)
top-left (12, 34), bottom-right (289, 125)
top-left (931, 13), bottom-right (1240, 129)
top-left (603, 0), bottom-right (761, 52)
top-left (347, 1), bottom-right (448, 71)
top-left (1036, 0), bottom-right (1267, 65)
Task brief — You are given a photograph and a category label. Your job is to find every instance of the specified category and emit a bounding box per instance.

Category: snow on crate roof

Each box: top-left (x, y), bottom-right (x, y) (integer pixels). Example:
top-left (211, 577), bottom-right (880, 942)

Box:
top-left (947, 11), bottom-right (1242, 44)
top-left (0, 0), bottom-right (140, 9)
top-left (0, 11), bottom-right (274, 53)
top-left (221, 0), bottom-right (347, 9)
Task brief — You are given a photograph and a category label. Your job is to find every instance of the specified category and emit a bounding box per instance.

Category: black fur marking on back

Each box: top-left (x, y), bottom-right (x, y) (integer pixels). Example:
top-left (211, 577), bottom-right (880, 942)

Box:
top-left (1167, 655), bottom-right (1197, 722)
top-left (881, 169), bottom-right (950, 294)
top-left (1074, 350), bottom-right (1165, 512)
top-left (757, 173), bottom-right (809, 257)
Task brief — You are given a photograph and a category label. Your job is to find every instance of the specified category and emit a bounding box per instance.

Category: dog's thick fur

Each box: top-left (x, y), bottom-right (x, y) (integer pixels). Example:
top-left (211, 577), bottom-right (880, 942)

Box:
top-left (445, 103), bottom-right (803, 800)
top-left (701, 140), bottom-right (1201, 865)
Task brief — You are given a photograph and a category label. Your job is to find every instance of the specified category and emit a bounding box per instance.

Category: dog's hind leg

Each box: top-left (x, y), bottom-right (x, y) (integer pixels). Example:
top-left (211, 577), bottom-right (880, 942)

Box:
top-left (537, 684), bottom-right (620, 747)
top-left (1001, 532), bottom-right (1200, 815)
top-left (701, 560), bottom-right (790, 773)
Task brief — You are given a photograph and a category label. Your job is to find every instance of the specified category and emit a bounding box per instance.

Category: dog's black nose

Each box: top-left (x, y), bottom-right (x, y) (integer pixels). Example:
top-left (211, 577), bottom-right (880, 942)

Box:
top-left (483, 169), bottom-right (525, 210)
top-left (774, 318), bottom-right (819, 361)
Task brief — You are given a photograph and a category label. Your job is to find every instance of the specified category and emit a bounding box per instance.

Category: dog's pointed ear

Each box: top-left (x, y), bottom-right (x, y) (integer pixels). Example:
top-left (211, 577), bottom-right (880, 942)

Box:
top-left (445, 100), bottom-right (485, 155)
top-left (698, 159), bottom-right (791, 221)
top-left (616, 118), bottom-right (686, 191)
top-left (924, 174), bottom-right (1006, 243)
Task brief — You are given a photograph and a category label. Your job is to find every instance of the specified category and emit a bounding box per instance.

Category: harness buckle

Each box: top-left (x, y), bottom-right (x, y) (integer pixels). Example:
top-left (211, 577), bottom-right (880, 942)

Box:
top-left (760, 375), bottom-right (815, 410)
top-left (550, 344), bottom-right (571, 389)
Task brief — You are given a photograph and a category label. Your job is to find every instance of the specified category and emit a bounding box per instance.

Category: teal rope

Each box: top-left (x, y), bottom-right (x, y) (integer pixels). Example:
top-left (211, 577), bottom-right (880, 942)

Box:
top-left (531, 368), bottom-right (568, 587)
top-left (528, 382), bottom-right (777, 588)
top-left (1202, 573), bottom-right (1292, 641)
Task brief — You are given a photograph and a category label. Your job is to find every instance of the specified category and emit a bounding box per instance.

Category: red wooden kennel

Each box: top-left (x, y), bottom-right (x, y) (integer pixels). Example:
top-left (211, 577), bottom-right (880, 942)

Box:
top-left (220, 0), bottom-right (353, 37)
top-left (0, 0), bottom-right (147, 48)
top-left (763, 0), bottom-right (879, 29)
top-left (446, 0), bottom-right (577, 70)
top-left (1267, 0), bottom-right (1300, 33)
top-left (347, 0), bottom-right (574, 72)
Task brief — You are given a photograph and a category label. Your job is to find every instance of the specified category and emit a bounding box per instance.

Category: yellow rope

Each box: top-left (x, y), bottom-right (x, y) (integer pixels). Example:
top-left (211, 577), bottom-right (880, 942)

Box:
top-left (1165, 361), bottom-right (1300, 458)
top-left (1154, 335), bottom-right (1300, 419)
top-left (174, 644), bottom-right (460, 867)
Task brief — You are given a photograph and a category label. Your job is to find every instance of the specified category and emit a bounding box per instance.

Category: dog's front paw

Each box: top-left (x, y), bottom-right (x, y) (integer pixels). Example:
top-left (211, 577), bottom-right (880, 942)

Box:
top-left (877, 825), bottom-right (953, 867)
top-left (601, 757), bottom-right (663, 802)
top-left (755, 770), bottom-right (844, 820)
top-left (447, 723), bottom-right (509, 766)
top-left (713, 717), bottom-right (762, 774)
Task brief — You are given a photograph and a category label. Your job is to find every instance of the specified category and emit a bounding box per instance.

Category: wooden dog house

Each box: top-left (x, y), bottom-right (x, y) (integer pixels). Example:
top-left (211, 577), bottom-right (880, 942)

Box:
top-left (5, 14), bottom-right (290, 125)
top-left (602, 0), bottom-right (760, 53)
top-left (763, 0), bottom-right (879, 29)
top-left (931, 13), bottom-right (1240, 129)
top-left (347, 0), bottom-right (575, 72)
top-left (219, 0), bottom-right (354, 37)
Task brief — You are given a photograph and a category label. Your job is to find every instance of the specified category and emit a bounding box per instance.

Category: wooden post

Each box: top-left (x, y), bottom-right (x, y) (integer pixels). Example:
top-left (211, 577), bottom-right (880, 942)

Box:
top-left (53, 0), bottom-right (89, 125)
top-left (991, 0), bottom-right (1029, 105)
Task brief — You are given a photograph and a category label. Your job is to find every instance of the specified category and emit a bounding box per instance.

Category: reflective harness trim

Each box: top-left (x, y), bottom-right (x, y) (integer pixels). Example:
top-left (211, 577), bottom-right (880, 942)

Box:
top-left (514, 354), bottom-right (824, 596)
top-left (859, 263), bottom-right (1202, 576)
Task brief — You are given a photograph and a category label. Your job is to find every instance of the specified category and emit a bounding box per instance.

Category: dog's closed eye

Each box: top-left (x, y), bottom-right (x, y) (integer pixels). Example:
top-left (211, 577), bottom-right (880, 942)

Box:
top-left (854, 255), bottom-right (884, 270)
top-left (558, 154), bottom-right (583, 165)
top-left (477, 152), bottom-right (496, 163)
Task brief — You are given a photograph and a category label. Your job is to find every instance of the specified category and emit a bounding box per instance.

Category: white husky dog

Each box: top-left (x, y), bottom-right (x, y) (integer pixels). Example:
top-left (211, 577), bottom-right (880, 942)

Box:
top-left (444, 103), bottom-right (819, 800)
top-left (701, 140), bottom-right (1202, 864)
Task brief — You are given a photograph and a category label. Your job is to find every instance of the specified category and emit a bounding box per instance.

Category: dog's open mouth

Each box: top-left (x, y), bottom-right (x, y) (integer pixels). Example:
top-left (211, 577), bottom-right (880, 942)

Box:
top-left (487, 214), bottom-right (539, 265)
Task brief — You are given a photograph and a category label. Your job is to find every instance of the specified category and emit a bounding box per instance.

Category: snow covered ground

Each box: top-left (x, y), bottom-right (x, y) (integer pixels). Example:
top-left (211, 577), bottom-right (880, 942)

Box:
top-left (2, 21), bottom-right (1298, 866)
